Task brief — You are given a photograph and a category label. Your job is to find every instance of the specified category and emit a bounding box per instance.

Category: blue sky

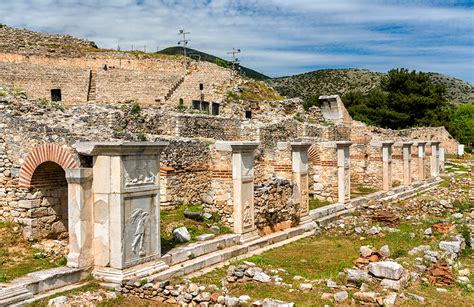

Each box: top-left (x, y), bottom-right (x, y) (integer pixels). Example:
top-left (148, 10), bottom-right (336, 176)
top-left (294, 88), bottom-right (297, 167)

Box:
top-left (1, 0), bottom-right (473, 82)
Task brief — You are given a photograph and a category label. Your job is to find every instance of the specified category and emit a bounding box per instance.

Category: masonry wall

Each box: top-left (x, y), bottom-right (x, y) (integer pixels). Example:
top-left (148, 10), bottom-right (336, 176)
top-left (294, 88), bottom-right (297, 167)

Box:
top-left (176, 115), bottom-right (241, 140)
top-left (310, 142), bottom-right (338, 202)
top-left (95, 68), bottom-right (181, 104)
top-left (0, 61), bottom-right (90, 103)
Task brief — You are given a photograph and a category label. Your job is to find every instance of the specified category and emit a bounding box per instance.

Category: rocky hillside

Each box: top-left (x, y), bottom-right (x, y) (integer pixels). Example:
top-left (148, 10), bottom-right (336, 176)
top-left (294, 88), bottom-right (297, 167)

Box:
top-left (158, 46), bottom-right (269, 81)
top-left (268, 68), bottom-right (474, 105)
top-left (0, 25), bottom-right (98, 57)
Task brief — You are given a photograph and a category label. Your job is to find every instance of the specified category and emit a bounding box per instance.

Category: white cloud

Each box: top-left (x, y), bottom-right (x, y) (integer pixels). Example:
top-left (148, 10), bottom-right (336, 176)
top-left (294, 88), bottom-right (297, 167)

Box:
top-left (0, 0), bottom-right (472, 81)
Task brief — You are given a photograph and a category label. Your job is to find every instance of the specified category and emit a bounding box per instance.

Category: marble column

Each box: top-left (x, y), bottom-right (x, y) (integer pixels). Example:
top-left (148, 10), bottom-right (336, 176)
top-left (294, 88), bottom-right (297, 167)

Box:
top-left (291, 142), bottom-right (310, 222)
top-left (336, 141), bottom-right (352, 206)
top-left (382, 142), bottom-right (394, 191)
top-left (229, 142), bottom-right (260, 240)
top-left (402, 142), bottom-right (413, 185)
top-left (439, 147), bottom-right (445, 171)
top-left (416, 142), bottom-right (427, 181)
top-left (65, 168), bottom-right (93, 269)
top-left (430, 141), bottom-right (440, 177)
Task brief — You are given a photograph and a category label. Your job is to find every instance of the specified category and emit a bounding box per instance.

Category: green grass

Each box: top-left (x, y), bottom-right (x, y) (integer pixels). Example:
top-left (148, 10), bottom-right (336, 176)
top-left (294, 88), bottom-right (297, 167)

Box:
top-left (308, 198), bottom-right (331, 210)
top-left (0, 221), bottom-right (64, 282)
top-left (27, 283), bottom-right (101, 307)
top-left (351, 185), bottom-right (378, 198)
top-left (160, 203), bottom-right (232, 253)
top-left (191, 219), bottom-right (445, 305)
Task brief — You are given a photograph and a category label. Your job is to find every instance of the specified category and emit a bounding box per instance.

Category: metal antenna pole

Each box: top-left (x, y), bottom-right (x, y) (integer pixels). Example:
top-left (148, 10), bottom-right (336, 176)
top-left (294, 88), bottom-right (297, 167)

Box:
top-left (178, 29), bottom-right (190, 74)
top-left (227, 48), bottom-right (241, 84)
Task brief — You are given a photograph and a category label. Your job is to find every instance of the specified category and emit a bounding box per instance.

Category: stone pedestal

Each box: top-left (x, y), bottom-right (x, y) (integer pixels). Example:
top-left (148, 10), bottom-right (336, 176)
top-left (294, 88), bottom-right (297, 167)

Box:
top-left (430, 141), bottom-right (440, 177)
top-left (401, 142), bottom-right (413, 185)
top-left (416, 142), bottom-right (426, 181)
top-left (229, 142), bottom-right (260, 241)
top-left (291, 142), bottom-right (310, 223)
top-left (74, 142), bottom-right (169, 283)
top-left (336, 141), bottom-right (352, 206)
top-left (382, 142), bottom-right (394, 191)
top-left (65, 168), bottom-right (93, 269)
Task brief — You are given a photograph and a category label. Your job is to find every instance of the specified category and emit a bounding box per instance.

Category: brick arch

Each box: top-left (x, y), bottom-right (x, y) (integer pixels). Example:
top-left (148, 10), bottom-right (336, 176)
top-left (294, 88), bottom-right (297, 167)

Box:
top-left (19, 143), bottom-right (78, 188)
top-left (308, 144), bottom-right (320, 164)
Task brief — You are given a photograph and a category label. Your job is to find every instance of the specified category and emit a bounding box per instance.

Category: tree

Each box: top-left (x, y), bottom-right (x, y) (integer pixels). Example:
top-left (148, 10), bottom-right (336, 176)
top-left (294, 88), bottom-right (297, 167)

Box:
top-left (448, 104), bottom-right (474, 145)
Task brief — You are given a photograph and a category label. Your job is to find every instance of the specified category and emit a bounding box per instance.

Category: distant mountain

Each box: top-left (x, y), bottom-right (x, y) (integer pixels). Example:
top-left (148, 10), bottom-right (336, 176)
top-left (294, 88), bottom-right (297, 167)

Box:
top-left (267, 68), bottom-right (474, 105)
top-left (158, 46), bottom-right (270, 81)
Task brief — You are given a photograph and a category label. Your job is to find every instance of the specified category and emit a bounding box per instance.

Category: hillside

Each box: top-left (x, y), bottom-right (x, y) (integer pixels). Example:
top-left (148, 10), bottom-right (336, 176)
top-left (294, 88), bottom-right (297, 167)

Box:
top-left (158, 46), bottom-right (269, 81)
top-left (268, 68), bottom-right (474, 105)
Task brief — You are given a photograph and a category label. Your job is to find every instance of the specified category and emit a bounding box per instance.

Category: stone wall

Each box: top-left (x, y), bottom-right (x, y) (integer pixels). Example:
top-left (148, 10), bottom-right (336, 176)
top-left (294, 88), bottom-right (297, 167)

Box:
top-left (310, 142), bottom-right (338, 202)
top-left (254, 178), bottom-right (298, 232)
top-left (176, 114), bottom-right (241, 140)
top-left (259, 120), bottom-right (301, 148)
top-left (0, 61), bottom-right (90, 103)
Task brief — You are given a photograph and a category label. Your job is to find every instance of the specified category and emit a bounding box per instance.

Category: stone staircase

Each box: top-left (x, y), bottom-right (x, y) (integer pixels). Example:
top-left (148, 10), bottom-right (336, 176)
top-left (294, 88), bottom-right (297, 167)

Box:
top-left (86, 68), bottom-right (96, 102)
top-left (164, 76), bottom-right (185, 102)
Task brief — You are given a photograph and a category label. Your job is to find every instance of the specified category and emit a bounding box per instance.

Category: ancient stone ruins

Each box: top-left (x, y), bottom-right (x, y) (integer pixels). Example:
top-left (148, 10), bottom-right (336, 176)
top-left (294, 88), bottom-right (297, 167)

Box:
top-left (0, 26), bottom-right (467, 305)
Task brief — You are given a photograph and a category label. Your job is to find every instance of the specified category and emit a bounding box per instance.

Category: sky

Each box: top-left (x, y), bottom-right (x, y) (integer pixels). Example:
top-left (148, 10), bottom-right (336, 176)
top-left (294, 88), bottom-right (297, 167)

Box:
top-left (1, 0), bottom-right (473, 82)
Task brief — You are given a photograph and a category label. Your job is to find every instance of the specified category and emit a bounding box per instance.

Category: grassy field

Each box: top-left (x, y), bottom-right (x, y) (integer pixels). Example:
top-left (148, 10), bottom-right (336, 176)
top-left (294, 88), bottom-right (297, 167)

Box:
top-left (160, 203), bottom-right (232, 253)
top-left (0, 222), bottom-right (64, 282)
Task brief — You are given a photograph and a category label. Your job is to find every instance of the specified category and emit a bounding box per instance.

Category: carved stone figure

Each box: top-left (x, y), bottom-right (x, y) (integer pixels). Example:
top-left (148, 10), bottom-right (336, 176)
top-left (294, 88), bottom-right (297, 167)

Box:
top-left (129, 208), bottom-right (149, 256)
top-left (124, 159), bottom-right (155, 187)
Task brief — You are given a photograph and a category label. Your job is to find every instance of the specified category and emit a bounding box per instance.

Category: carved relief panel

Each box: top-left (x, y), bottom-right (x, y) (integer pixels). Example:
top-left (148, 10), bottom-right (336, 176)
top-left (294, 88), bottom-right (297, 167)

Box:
top-left (123, 156), bottom-right (159, 188)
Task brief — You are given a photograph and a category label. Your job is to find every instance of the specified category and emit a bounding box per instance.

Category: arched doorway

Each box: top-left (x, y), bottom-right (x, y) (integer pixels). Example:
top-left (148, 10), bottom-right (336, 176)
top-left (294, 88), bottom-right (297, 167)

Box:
top-left (19, 144), bottom-right (78, 239)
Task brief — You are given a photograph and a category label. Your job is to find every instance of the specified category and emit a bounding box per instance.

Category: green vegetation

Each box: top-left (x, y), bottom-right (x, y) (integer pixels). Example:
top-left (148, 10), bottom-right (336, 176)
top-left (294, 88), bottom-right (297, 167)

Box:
top-left (225, 80), bottom-right (283, 102)
top-left (158, 46), bottom-right (269, 80)
top-left (308, 198), bottom-right (331, 210)
top-left (351, 185), bottom-right (378, 198)
top-left (341, 69), bottom-right (473, 145)
top-left (27, 283), bottom-right (104, 307)
top-left (160, 203), bottom-right (232, 253)
top-left (130, 101), bottom-right (141, 114)
top-left (0, 221), bottom-right (63, 282)
top-left (136, 131), bottom-right (147, 141)
top-left (0, 90), bottom-right (7, 97)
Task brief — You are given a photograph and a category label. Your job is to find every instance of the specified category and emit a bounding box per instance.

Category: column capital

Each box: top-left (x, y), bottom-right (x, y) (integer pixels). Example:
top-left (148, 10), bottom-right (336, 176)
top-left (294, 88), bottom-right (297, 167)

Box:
top-left (65, 168), bottom-right (93, 184)
top-left (215, 141), bottom-right (259, 153)
top-left (74, 141), bottom-right (169, 156)
top-left (336, 141), bottom-right (352, 148)
top-left (290, 142), bottom-right (311, 152)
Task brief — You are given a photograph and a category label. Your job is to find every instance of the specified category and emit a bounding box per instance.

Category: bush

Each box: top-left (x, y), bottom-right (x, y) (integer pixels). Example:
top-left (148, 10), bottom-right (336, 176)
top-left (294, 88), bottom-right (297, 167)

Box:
top-left (136, 131), bottom-right (147, 141)
top-left (130, 101), bottom-right (141, 114)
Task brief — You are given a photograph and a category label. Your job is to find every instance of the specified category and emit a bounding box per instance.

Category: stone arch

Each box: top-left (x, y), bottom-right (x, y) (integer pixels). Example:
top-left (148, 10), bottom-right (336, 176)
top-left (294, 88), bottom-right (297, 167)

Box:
top-left (307, 144), bottom-right (320, 164)
top-left (19, 143), bottom-right (78, 188)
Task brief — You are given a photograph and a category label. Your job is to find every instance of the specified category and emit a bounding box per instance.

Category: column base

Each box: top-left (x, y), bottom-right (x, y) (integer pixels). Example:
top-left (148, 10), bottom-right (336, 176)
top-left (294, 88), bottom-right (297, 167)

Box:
top-left (299, 214), bottom-right (313, 225)
top-left (92, 259), bottom-right (169, 284)
top-left (239, 230), bottom-right (260, 243)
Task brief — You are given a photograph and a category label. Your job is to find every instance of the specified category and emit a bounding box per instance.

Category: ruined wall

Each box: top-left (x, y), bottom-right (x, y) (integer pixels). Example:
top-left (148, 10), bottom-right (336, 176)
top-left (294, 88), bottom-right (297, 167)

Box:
top-left (259, 120), bottom-right (301, 148)
top-left (95, 68), bottom-right (181, 104)
top-left (0, 61), bottom-right (89, 103)
top-left (159, 139), bottom-right (212, 208)
top-left (310, 142), bottom-right (338, 202)
top-left (254, 178), bottom-right (298, 233)
top-left (176, 114), bottom-right (241, 140)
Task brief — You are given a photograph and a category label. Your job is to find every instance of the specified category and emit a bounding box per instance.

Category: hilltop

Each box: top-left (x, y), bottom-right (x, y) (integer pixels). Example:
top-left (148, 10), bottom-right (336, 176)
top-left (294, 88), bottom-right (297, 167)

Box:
top-left (267, 68), bottom-right (474, 105)
top-left (158, 46), bottom-right (269, 81)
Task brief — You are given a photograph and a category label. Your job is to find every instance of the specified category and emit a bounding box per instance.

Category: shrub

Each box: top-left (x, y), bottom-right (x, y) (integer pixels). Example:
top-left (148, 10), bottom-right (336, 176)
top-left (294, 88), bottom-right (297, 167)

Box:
top-left (130, 101), bottom-right (141, 114)
top-left (136, 131), bottom-right (147, 141)
top-left (37, 98), bottom-right (49, 107)
top-left (51, 101), bottom-right (65, 112)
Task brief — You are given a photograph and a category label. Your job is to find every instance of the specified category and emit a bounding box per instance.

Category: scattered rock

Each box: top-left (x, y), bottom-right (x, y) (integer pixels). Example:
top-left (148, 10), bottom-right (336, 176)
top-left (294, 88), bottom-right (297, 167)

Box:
top-left (253, 271), bottom-right (271, 283)
top-left (439, 241), bottom-right (461, 254)
top-left (369, 261), bottom-right (404, 280)
top-left (333, 291), bottom-right (348, 302)
top-left (173, 226), bottom-right (191, 242)
top-left (299, 283), bottom-right (313, 291)
top-left (379, 245), bottom-right (390, 257)
top-left (353, 291), bottom-right (378, 303)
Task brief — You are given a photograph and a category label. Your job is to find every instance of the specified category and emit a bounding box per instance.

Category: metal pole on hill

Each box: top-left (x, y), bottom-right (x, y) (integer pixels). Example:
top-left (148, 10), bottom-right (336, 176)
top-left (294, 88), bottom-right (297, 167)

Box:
top-left (227, 48), bottom-right (241, 85)
top-left (178, 29), bottom-right (190, 75)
